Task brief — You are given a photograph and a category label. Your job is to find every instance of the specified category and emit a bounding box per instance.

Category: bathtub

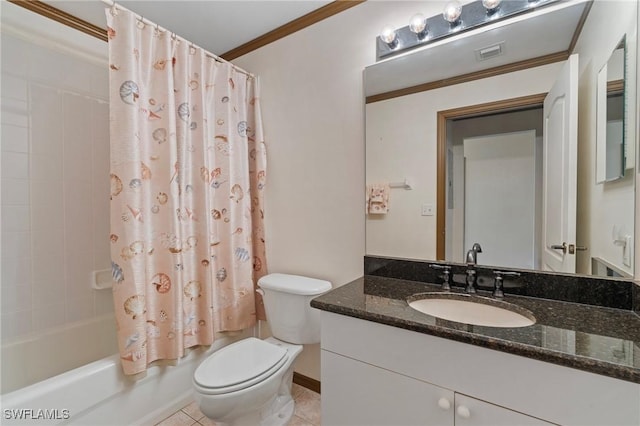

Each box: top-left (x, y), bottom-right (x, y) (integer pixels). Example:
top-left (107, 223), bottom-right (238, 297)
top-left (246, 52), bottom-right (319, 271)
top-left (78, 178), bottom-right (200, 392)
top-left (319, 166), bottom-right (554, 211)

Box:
top-left (1, 329), bottom-right (254, 425)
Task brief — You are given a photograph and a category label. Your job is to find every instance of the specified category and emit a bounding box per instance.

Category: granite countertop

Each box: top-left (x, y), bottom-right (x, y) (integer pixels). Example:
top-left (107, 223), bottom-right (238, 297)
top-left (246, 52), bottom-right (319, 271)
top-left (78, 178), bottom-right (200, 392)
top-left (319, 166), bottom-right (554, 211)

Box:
top-left (311, 275), bottom-right (640, 384)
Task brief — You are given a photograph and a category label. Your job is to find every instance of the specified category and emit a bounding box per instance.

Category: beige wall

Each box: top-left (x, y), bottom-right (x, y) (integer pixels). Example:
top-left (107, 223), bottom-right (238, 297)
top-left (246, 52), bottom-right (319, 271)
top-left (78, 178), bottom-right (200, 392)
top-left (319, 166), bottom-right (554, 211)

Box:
top-left (573, 0), bottom-right (637, 277)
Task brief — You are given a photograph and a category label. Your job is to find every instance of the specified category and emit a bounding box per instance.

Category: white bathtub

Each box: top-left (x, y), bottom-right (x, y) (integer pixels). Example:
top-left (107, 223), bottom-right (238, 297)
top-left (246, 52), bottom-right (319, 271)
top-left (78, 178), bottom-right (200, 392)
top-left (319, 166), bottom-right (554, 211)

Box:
top-left (1, 329), bottom-right (254, 425)
top-left (1, 315), bottom-right (119, 394)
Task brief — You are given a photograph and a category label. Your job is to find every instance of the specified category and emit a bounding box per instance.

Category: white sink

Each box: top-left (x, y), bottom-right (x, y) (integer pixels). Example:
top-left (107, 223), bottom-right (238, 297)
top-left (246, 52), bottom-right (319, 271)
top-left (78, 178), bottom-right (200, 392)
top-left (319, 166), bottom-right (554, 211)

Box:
top-left (407, 293), bottom-right (535, 328)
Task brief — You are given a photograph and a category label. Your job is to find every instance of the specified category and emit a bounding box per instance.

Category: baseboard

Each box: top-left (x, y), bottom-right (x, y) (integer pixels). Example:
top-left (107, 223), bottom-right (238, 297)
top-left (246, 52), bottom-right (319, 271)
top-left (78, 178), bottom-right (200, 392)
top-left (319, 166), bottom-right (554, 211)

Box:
top-left (293, 372), bottom-right (321, 394)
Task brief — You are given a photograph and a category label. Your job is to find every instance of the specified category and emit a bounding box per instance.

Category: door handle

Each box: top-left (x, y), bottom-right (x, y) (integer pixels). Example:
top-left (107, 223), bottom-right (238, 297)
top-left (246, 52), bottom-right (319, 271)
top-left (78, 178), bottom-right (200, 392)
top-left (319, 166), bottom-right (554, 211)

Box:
top-left (551, 243), bottom-right (588, 255)
top-left (550, 243), bottom-right (567, 254)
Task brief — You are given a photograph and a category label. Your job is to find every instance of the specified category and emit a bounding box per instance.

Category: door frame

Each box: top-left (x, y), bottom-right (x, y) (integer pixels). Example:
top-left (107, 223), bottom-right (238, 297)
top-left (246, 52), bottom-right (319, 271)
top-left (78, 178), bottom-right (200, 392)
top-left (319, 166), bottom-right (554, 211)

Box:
top-left (436, 93), bottom-right (547, 260)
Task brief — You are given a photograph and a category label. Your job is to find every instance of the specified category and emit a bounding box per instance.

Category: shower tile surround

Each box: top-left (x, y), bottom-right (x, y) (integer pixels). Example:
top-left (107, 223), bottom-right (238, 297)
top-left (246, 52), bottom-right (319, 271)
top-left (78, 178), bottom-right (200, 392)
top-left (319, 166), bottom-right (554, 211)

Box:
top-left (310, 256), bottom-right (640, 383)
top-left (0, 31), bottom-right (115, 392)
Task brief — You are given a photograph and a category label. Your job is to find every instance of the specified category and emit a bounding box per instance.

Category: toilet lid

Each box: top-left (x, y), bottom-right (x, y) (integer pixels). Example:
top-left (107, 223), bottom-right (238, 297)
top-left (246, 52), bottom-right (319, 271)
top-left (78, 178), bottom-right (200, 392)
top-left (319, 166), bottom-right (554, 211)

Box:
top-left (194, 337), bottom-right (287, 394)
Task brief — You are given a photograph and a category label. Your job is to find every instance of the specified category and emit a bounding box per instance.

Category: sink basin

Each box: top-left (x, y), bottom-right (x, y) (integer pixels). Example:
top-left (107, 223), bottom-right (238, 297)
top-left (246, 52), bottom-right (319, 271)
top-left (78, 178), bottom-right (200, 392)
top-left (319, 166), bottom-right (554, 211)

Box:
top-left (407, 293), bottom-right (535, 328)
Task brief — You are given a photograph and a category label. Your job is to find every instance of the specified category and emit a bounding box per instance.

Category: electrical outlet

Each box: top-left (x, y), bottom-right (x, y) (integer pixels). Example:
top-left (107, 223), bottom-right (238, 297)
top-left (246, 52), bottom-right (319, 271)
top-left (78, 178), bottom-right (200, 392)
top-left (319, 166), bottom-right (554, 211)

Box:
top-left (421, 204), bottom-right (434, 216)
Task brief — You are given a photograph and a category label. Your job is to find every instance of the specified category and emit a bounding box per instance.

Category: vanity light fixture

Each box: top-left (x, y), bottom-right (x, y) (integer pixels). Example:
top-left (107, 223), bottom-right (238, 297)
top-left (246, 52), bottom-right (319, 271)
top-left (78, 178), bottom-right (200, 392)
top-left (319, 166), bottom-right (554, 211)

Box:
top-left (482, 0), bottom-right (503, 14)
top-left (409, 13), bottom-right (428, 40)
top-left (376, 0), bottom-right (557, 61)
top-left (379, 25), bottom-right (398, 49)
top-left (443, 1), bottom-right (463, 25)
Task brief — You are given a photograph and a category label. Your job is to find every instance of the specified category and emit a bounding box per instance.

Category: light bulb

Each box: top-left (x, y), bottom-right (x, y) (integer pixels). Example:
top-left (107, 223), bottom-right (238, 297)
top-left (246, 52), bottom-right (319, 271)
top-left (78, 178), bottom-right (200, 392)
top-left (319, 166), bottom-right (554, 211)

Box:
top-left (443, 1), bottom-right (462, 24)
top-left (482, 0), bottom-right (502, 11)
top-left (380, 26), bottom-right (398, 48)
top-left (409, 13), bottom-right (427, 37)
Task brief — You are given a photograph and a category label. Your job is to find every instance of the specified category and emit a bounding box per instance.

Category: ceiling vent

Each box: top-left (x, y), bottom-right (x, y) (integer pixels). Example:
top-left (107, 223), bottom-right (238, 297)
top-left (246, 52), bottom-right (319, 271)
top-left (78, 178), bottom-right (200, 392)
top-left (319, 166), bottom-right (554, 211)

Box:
top-left (475, 42), bottom-right (505, 61)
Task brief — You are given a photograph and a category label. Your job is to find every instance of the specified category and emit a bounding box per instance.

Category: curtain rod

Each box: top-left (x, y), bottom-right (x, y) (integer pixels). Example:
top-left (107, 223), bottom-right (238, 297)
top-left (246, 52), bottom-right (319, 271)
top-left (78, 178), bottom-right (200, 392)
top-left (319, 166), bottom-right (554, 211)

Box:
top-left (100, 0), bottom-right (255, 79)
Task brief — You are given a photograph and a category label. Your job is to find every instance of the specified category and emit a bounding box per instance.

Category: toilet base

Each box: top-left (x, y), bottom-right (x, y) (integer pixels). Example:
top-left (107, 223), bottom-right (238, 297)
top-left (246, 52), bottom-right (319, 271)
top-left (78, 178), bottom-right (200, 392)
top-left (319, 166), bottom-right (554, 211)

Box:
top-left (194, 338), bottom-right (303, 426)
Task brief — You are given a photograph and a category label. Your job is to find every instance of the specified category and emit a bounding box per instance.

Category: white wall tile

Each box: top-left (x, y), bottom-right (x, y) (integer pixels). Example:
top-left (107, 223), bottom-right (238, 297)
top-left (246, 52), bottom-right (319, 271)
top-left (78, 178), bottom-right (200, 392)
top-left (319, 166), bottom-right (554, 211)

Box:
top-left (31, 227), bottom-right (64, 261)
top-left (94, 291), bottom-right (115, 315)
top-left (1, 124), bottom-right (29, 153)
top-left (30, 84), bottom-right (63, 155)
top-left (1, 73), bottom-right (27, 101)
top-left (65, 247), bottom-right (94, 301)
top-left (1, 309), bottom-right (32, 341)
top-left (1, 151), bottom-right (29, 179)
top-left (63, 94), bottom-right (93, 183)
top-left (2, 204), bottom-right (30, 232)
top-left (0, 98), bottom-right (28, 127)
top-left (32, 277), bottom-right (65, 309)
top-left (31, 302), bottom-right (66, 333)
top-left (31, 201), bottom-right (64, 234)
top-left (1, 283), bottom-right (32, 313)
top-left (30, 178), bottom-right (62, 206)
top-left (1, 231), bottom-right (31, 260)
top-left (66, 296), bottom-right (95, 323)
top-left (2, 178), bottom-right (30, 205)
top-left (31, 249), bottom-right (64, 283)
top-left (1, 256), bottom-right (31, 286)
top-left (1, 9), bottom-right (110, 355)
top-left (31, 153), bottom-right (63, 181)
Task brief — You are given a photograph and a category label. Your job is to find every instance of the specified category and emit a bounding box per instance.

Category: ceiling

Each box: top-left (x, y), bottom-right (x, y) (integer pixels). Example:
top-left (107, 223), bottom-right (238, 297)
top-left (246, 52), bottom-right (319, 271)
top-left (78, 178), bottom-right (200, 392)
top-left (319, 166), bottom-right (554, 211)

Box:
top-left (40, 0), bottom-right (333, 56)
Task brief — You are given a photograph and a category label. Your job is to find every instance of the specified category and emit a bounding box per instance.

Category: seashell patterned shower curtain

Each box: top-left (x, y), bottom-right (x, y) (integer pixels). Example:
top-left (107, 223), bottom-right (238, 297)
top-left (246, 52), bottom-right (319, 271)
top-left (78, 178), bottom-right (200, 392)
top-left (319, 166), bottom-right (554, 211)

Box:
top-left (105, 7), bottom-right (267, 375)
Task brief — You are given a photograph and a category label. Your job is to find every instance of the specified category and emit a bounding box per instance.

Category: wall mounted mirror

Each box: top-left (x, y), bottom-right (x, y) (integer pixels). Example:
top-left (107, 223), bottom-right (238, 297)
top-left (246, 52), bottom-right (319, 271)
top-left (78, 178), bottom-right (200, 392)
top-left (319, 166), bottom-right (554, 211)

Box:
top-left (596, 37), bottom-right (627, 183)
top-left (364, 0), bottom-right (637, 279)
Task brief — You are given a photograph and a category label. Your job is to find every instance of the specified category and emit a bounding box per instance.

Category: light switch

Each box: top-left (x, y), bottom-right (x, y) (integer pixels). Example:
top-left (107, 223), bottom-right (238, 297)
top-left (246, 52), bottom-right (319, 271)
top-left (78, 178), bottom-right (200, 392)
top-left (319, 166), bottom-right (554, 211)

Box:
top-left (421, 204), bottom-right (434, 216)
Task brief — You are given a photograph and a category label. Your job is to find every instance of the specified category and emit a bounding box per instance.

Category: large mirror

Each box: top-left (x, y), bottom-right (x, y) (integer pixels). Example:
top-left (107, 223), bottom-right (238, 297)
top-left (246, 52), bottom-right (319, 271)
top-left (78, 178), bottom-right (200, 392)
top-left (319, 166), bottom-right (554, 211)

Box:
top-left (596, 37), bottom-right (628, 183)
top-left (365, 0), bottom-right (637, 278)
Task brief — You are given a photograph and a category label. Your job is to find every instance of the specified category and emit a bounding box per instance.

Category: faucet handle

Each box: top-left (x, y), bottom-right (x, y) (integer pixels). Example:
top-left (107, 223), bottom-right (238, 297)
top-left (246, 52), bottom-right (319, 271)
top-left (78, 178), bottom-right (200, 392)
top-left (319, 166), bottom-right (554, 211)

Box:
top-left (491, 270), bottom-right (521, 298)
top-left (429, 264), bottom-right (452, 291)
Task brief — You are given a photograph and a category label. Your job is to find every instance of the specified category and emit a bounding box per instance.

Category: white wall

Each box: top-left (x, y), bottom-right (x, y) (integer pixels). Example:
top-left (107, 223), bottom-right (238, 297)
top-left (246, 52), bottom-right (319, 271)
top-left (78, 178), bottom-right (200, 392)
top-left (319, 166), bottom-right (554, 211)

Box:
top-left (1, 2), bottom-right (116, 391)
top-left (365, 62), bottom-right (562, 260)
top-left (233, 1), bottom-right (448, 380)
top-left (573, 0), bottom-right (637, 277)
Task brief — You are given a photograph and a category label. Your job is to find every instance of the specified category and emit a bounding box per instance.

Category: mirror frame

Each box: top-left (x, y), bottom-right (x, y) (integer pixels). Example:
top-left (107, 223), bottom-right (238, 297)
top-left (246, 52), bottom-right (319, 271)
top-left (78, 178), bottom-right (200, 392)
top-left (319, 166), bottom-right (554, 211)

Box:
top-left (596, 36), bottom-right (627, 183)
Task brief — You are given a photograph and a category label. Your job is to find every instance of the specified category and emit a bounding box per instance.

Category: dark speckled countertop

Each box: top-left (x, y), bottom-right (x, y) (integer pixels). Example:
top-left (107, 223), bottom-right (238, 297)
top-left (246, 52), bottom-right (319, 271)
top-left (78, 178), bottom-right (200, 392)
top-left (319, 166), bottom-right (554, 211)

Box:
top-left (311, 275), bottom-right (640, 384)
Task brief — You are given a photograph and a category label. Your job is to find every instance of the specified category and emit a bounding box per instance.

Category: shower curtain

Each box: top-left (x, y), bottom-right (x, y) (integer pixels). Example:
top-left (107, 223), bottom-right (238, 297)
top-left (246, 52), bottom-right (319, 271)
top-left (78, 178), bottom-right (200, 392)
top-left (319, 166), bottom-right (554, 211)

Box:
top-left (106, 7), bottom-right (267, 375)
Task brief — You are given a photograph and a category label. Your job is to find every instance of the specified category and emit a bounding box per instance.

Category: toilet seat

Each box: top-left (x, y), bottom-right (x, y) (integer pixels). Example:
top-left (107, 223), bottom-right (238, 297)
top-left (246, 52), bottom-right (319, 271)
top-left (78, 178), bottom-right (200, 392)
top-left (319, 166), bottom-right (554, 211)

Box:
top-left (194, 337), bottom-right (288, 395)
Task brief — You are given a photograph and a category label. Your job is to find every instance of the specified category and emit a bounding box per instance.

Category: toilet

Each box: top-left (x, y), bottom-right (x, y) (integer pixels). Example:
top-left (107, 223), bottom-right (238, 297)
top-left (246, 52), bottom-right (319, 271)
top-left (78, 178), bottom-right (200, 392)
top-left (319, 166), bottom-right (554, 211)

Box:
top-left (193, 273), bottom-right (331, 426)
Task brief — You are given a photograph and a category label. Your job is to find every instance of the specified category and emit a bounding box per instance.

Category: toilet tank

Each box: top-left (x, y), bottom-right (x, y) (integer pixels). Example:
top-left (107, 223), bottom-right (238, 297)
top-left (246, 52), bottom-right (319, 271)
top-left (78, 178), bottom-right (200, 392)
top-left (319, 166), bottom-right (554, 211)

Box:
top-left (257, 273), bottom-right (332, 344)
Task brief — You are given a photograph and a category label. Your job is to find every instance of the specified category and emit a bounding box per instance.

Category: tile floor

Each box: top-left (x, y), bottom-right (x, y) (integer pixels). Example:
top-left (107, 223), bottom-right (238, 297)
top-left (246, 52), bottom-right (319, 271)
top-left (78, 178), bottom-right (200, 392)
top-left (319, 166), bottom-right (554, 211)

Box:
top-left (154, 384), bottom-right (321, 426)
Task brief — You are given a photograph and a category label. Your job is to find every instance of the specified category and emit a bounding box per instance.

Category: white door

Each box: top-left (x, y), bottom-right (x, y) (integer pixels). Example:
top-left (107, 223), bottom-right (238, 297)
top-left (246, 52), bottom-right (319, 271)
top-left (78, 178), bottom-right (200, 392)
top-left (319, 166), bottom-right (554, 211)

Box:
top-left (464, 130), bottom-right (537, 269)
top-left (541, 54), bottom-right (578, 272)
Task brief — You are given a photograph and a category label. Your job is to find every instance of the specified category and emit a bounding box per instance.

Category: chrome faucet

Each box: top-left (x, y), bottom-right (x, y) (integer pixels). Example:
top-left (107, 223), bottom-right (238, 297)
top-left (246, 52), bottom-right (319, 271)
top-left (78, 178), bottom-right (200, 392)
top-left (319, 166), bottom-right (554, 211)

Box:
top-left (465, 243), bottom-right (483, 265)
top-left (464, 243), bottom-right (482, 294)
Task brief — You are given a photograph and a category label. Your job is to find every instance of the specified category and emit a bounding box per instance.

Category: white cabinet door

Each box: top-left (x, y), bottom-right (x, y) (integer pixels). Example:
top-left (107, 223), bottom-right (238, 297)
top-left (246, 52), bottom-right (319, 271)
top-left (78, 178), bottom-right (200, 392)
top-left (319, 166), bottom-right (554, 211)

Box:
top-left (454, 394), bottom-right (555, 426)
top-left (322, 350), bottom-right (455, 426)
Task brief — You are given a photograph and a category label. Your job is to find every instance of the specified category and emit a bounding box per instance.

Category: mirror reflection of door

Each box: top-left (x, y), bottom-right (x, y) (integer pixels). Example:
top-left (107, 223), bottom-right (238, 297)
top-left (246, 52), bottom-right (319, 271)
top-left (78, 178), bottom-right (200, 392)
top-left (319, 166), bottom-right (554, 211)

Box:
top-left (443, 55), bottom-right (579, 273)
top-left (445, 109), bottom-right (543, 270)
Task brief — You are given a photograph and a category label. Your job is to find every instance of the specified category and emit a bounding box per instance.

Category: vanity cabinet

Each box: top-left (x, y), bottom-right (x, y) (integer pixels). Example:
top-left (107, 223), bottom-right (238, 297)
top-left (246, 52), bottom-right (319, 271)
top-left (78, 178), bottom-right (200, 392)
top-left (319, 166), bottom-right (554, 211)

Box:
top-left (320, 312), bottom-right (640, 426)
top-left (323, 350), bottom-right (552, 425)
